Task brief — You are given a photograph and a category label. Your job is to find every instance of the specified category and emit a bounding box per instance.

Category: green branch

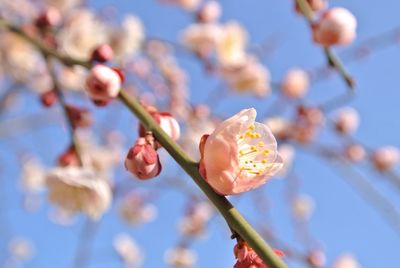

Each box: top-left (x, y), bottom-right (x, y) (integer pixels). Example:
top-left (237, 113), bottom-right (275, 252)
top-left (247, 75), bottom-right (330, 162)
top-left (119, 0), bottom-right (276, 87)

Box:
top-left (119, 90), bottom-right (287, 268)
top-left (295, 0), bottom-right (355, 90)
top-left (0, 17), bottom-right (287, 268)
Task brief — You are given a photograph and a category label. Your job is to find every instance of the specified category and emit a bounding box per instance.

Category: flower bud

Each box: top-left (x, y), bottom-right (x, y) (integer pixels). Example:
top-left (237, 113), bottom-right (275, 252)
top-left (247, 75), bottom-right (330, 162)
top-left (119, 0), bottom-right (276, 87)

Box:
top-left (295, 0), bottom-right (327, 14)
top-left (371, 146), bottom-right (400, 171)
top-left (334, 107), bottom-right (359, 135)
top-left (313, 7), bottom-right (357, 46)
top-left (139, 111), bottom-right (181, 141)
top-left (281, 68), bottom-right (309, 99)
top-left (233, 240), bottom-right (283, 268)
top-left (332, 254), bottom-right (360, 268)
top-left (85, 64), bottom-right (122, 104)
top-left (344, 144), bottom-right (366, 163)
top-left (196, 1), bottom-right (221, 23)
top-left (306, 250), bottom-right (326, 268)
top-left (125, 137), bottom-right (162, 180)
top-left (66, 105), bottom-right (92, 129)
top-left (91, 44), bottom-right (114, 63)
top-left (57, 146), bottom-right (80, 167)
top-left (35, 7), bottom-right (61, 28)
top-left (40, 90), bottom-right (58, 107)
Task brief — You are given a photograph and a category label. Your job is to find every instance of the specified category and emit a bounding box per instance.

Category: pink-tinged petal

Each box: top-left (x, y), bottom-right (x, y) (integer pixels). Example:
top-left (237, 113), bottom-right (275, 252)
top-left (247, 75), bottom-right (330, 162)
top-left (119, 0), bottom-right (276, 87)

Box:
top-left (211, 108), bottom-right (256, 138)
top-left (200, 108), bottom-right (283, 195)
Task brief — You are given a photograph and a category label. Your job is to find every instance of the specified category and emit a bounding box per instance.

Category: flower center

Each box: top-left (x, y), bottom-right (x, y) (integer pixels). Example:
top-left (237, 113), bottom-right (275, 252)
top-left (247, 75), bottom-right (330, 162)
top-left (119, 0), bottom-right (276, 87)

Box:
top-left (236, 124), bottom-right (270, 176)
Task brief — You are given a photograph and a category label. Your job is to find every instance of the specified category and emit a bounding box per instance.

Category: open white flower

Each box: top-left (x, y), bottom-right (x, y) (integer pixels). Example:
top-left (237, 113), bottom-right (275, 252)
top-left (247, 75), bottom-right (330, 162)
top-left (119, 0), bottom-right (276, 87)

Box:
top-left (46, 166), bottom-right (112, 220)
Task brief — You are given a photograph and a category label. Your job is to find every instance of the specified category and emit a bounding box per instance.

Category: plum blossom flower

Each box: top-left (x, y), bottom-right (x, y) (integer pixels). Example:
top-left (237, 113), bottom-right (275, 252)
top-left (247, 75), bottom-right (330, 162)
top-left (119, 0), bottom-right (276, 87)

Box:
top-left (344, 144), bottom-right (366, 163)
top-left (164, 247), bottom-right (197, 268)
top-left (196, 1), bottom-right (221, 23)
top-left (281, 68), bottom-right (310, 99)
top-left (46, 166), bottom-right (112, 220)
top-left (58, 9), bottom-right (108, 60)
top-left (109, 15), bottom-right (145, 60)
top-left (125, 137), bottom-right (162, 180)
top-left (292, 194), bottom-right (315, 220)
top-left (85, 64), bottom-right (122, 103)
top-left (19, 157), bottom-right (46, 193)
top-left (178, 201), bottom-right (214, 238)
top-left (221, 57), bottom-right (271, 96)
top-left (113, 234), bottom-right (143, 268)
top-left (119, 192), bottom-right (157, 225)
top-left (8, 238), bottom-right (34, 262)
top-left (313, 7), bottom-right (357, 46)
top-left (334, 107), bottom-right (360, 135)
top-left (181, 23), bottom-right (222, 58)
top-left (277, 144), bottom-right (296, 177)
top-left (199, 108), bottom-right (283, 195)
top-left (295, 0), bottom-right (327, 14)
top-left (217, 22), bottom-right (247, 67)
top-left (332, 254), bottom-right (360, 268)
top-left (371, 146), bottom-right (400, 171)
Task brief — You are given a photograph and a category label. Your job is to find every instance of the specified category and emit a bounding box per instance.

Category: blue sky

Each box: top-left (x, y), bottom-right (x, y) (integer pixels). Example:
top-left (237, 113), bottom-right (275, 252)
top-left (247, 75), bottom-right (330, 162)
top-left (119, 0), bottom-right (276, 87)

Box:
top-left (1, 0), bottom-right (400, 267)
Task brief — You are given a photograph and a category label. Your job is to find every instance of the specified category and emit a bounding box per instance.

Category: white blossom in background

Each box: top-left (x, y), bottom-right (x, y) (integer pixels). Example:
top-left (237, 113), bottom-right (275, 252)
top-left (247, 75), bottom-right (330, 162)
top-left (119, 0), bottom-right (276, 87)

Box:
top-left (46, 166), bottom-right (112, 220)
top-left (371, 146), bottom-right (400, 171)
top-left (0, 33), bottom-right (45, 83)
top-left (277, 144), bottom-right (296, 177)
top-left (221, 57), bottom-right (271, 96)
top-left (334, 107), bottom-right (360, 135)
top-left (8, 238), bottom-right (34, 262)
top-left (19, 157), bottom-right (46, 193)
top-left (181, 23), bottom-right (222, 58)
top-left (217, 21), bottom-right (248, 67)
top-left (77, 131), bottom-right (122, 175)
top-left (178, 201), bottom-right (214, 238)
top-left (110, 15), bottom-right (145, 60)
top-left (58, 66), bottom-right (88, 91)
top-left (49, 209), bottom-right (76, 226)
top-left (119, 192), bottom-right (157, 225)
top-left (113, 234), bottom-right (143, 268)
top-left (292, 194), bottom-right (315, 221)
top-left (264, 116), bottom-right (293, 140)
top-left (281, 68), bottom-right (310, 99)
top-left (164, 247), bottom-right (197, 268)
top-left (332, 254), bottom-right (360, 268)
top-left (58, 9), bottom-right (108, 60)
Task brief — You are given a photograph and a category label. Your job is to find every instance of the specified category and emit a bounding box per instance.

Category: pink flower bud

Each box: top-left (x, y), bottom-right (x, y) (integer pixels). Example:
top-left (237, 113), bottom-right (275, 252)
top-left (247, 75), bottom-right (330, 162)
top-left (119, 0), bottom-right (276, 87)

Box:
top-left (35, 7), bottom-right (61, 28)
top-left (334, 107), bottom-right (359, 135)
top-left (85, 64), bottom-right (122, 104)
top-left (139, 111), bottom-right (181, 141)
top-left (281, 68), bottom-right (309, 98)
top-left (40, 90), bottom-right (58, 107)
top-left (66, 105), bottom-right (93, 129)
top-left (125, 137), bottom-right (162, 180)
top-left (344, 144), bottom-right (366, 163)
top-left (196, 1), bottom-right (221, 23)
top-left (91, 44), bottom-right (114, 63)
top-left (295, 0), bottom-right (327, 14)
top-left (58, 146), bottom-right (80, 167)
top-left (233, 241), bottom-right (283, 268)
top-left (313, 7), bottom-right (357, 46)
top-left (371, 146), bottom-right (400, 171)
top-left (199, 108), bottom-right (283, 195)
top-left (306, 250), bottom-right (326, 268)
